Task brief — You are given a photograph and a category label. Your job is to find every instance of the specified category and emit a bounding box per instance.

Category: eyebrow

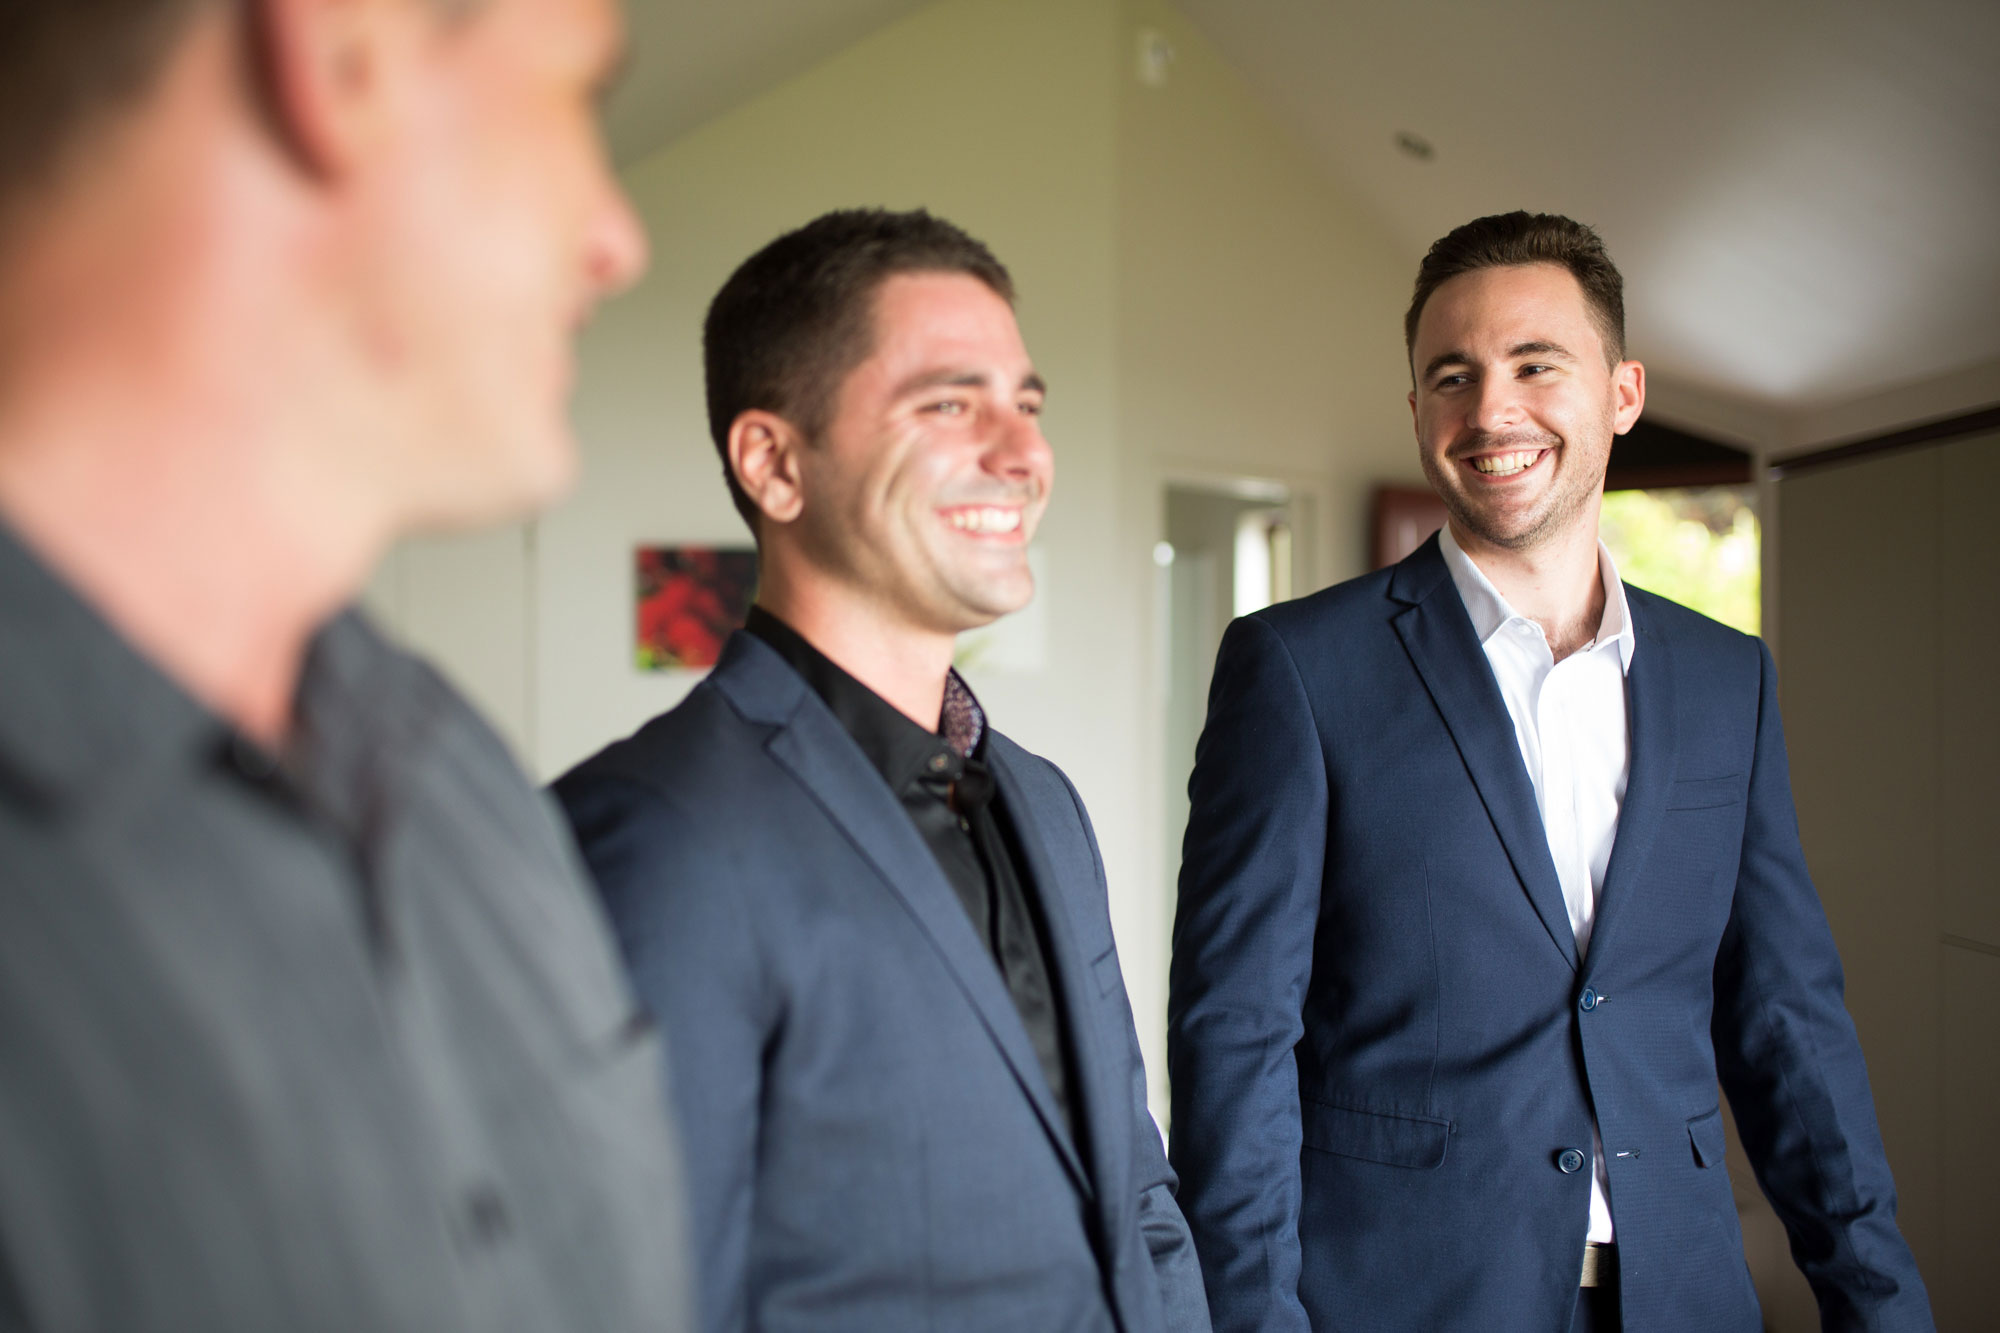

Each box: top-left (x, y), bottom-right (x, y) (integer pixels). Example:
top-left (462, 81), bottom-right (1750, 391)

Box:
top-left (891, 369), bottom-right (1047, 398)
top-left (1419, 340), bottom-right (1577, 383)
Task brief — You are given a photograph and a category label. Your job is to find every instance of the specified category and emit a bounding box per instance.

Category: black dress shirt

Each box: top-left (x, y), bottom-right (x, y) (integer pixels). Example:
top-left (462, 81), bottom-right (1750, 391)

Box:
top-left (745, 607), bottom-right (1081, 1147)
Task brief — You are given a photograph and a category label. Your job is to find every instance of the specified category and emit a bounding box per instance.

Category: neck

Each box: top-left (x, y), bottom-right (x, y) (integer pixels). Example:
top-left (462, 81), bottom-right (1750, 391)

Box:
top-left (1449, 513), bottom-right (1606, 659)
top-left (0, 398), bottom-right (383, 748)
top-left (754, 563), bottom-right (957, 730)
top-left (0, 214), bottom-right (385, 746)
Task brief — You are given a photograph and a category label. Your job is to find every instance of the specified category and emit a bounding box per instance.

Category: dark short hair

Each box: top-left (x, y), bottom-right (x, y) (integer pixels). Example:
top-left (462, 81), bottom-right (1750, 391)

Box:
top-left (1404, 211), bottom-right (1626, 368)
top-left (702, 208), bottom-right (1015, 527)
top-left (0, 0), bottom-right (213, 226)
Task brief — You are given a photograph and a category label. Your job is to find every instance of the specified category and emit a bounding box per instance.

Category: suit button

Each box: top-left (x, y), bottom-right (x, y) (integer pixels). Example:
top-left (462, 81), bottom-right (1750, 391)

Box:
top-left (1580, 988), bottom-right (1600, 1011)
top-left (459, 1184), bottom-right (512, 1250)
top-left (1558, 1148), bottom-right (1586, 1174)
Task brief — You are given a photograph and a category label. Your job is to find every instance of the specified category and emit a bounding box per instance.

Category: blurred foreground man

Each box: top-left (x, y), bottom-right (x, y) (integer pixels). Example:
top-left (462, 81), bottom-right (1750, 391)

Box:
top-left (1167, 212), bottom-right (1930, 1332)
top-left (0, 1), bottom-right (690, 1328)
top-left (557, 209), bottom-right (1209, 1333)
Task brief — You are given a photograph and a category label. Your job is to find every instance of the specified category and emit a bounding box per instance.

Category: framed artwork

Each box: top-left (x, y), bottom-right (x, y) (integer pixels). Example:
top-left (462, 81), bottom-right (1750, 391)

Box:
top-left (634, 545), bottom-right (757, 670)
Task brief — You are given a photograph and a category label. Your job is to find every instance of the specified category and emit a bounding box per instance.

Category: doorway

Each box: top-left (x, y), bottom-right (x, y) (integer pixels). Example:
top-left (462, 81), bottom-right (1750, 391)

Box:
top-left (1159, 479), bottom-right (1314, 919)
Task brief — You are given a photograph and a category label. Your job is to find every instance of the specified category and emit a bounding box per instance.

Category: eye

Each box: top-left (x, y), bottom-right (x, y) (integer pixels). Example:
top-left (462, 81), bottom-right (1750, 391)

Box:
top-left (1432, 372), bottom-right (1471, 390)
top-left (924, 399), bottom-right (968, 416)
top-left (1519, 364), bottom-right (1554, 378)
top-left (1017, 398), bottom-right (1044, 417)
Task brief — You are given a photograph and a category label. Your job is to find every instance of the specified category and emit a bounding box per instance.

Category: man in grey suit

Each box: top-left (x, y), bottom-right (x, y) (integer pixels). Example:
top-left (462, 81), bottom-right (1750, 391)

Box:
top-left (0, 1), bottom-right (689, 1328)
top-left (557, 208), bottom-right (1209, 1333)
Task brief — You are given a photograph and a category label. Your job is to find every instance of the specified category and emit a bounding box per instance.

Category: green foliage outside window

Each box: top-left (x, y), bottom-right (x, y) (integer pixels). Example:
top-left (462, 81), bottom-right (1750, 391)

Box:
top-left (1600, 487), bottom-right (1761, 636)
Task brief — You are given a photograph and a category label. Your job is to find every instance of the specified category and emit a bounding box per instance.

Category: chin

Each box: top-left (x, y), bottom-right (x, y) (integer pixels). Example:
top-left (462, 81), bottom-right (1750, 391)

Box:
top-left (413, 430), bottom-right (578, 535)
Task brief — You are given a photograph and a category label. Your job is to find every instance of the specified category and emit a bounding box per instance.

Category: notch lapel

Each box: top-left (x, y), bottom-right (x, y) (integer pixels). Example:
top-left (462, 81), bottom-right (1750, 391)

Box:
top-left (737, 655), bottom-right (1091, 1194)
top-left (1391, 543), bottom-right (1578, 972)
top-left (985, 742), bottom-right (1117, 1218)
top-left (1579, 593), bottom-right (1678, 971)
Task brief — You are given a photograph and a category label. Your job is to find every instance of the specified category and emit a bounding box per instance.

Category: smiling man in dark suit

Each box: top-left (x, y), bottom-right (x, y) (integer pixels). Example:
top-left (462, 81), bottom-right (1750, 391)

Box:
top-left (556, 208), bottom-right (1208, 1333)
top-left (1167, 211), bottom-right (1931, 1332)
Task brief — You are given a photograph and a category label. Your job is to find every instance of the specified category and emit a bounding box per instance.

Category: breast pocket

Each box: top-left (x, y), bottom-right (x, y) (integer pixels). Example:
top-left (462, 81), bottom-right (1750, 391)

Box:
top-left (1666, 774), bottom-right (1747, 811)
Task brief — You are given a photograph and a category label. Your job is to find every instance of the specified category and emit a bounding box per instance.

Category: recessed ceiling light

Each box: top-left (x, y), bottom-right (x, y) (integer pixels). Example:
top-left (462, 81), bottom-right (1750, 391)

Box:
top-left (1395, 131), bottom-right (1435, 162)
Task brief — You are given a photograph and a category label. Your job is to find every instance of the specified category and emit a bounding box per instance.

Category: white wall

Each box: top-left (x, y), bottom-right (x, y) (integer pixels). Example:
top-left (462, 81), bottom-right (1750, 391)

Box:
top-left (370, 0), bottom-right (1421, 1120)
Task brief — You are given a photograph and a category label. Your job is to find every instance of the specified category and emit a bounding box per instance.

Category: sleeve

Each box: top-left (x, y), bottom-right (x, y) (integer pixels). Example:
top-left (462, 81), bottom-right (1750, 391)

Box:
top-left (1710, 640), bottom-right (1934, 1330)
top-left (556, 768), bottom-right (775, 1333)
top-left (1166, 614), bottom-right (1327, 1333)
top-left (1053, 768), bottom-right (1212, 1333)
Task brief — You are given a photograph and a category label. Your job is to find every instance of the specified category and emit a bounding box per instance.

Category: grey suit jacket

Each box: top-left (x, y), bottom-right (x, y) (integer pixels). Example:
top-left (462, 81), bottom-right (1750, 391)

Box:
top-left (556, 630), bottom-right (1209, 1333)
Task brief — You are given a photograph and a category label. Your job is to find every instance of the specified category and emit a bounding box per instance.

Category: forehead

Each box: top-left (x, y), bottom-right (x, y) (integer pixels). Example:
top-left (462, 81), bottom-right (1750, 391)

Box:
top-left (856, 271), bottom-right (1028, 375)
top-left (1413, 262), bottom-right (1603, 361)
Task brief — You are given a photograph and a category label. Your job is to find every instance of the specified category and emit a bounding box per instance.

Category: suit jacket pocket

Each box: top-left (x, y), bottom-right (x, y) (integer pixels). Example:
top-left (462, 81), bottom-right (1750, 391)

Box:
top-left (1301, 1100), bottom-right (1451, 1169)
top-left (1667, 774), bottom-right (1746, 811)
top-left (1688, 1105), bottom-right (1727, 1167)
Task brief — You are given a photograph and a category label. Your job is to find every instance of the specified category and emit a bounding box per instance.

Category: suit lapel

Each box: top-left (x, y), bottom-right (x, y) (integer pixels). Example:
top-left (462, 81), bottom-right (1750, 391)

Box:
top-left (986, 742), bottom-right (1115, 1216)
top-left (1391, 541), bottom-right (1579, 972)
top-left (1581, 592), bottom-right (1678, 971)
top-left (720, 640), bottom-right (1091, 1193)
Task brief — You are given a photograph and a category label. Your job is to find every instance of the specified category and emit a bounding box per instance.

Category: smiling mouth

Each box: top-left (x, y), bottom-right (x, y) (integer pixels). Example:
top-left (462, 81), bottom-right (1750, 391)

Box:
top-left (1465, 448), bottom-right (1550, 478)
top-left (942, 506), bottom-right (1024, 535)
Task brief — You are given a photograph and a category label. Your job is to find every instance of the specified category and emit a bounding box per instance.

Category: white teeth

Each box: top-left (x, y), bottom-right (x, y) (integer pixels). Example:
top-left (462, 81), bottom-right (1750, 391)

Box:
top-left (1472, 450), bottom-right (1542, 476)
top-left (947, 507), bottom-right (1022, 534)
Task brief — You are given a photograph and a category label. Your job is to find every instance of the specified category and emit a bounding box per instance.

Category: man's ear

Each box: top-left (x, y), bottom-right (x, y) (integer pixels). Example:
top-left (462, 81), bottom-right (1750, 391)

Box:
top-left (1611, 358), bottom-right (1646, 435)
top-left (245, 0), bottom-right (409, 180)
top-left (728, 411), bottom-right (807, 526)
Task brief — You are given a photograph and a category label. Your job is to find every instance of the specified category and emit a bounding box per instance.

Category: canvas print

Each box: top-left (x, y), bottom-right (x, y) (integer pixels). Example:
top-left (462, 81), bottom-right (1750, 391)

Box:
top-left (635, 545), bottom-right (757, 670)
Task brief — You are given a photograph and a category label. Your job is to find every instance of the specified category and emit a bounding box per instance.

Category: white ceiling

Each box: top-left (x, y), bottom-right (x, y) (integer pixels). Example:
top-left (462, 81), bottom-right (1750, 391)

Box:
top-left (607, 0), bottom-right (2000, 416)
top-left (604, 0), bottom-right (934, 166)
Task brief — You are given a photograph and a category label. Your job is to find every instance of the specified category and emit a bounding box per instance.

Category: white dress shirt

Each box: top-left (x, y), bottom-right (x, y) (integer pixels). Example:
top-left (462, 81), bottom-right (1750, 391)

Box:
top-left (1438, 524), bottom-right (1636, 1246)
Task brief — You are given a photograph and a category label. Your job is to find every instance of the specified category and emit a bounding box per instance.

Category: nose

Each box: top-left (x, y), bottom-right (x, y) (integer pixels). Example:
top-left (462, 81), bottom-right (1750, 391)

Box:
top-left (583, 172), bottom-right (650, 299)
top-left (983, 406), bottom-right (1054, 492)
top-left (1467, 373), bottom-right (1524, 434)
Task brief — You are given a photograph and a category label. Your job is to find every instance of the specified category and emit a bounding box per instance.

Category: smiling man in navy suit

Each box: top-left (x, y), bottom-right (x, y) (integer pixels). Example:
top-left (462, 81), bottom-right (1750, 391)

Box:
top-left (556, 209), bottom-right (1208, 1333)
top-left (1167, 212), bottom-right (1931, 1332)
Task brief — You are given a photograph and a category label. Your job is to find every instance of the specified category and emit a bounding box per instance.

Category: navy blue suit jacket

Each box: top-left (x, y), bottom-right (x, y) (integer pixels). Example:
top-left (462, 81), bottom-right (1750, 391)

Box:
top-left (1167, 535), bottom-right (1930, 1331)
top-left (556, 632), bottom-right (1209, 1333)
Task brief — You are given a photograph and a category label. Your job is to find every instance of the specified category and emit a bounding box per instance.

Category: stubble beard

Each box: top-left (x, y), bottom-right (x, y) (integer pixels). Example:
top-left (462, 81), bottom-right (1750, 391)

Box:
top-left (1426, 419), bottom-right (1609, 555)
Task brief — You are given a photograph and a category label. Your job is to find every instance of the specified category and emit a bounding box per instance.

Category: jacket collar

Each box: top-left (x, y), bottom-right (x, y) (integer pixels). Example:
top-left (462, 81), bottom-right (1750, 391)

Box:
top-left (707, 630), bottom-right (1095, 1194)
top-left (1387, 533), bottom-right (1680, 971)
top-left (0, 518), bottom-right (221, 816)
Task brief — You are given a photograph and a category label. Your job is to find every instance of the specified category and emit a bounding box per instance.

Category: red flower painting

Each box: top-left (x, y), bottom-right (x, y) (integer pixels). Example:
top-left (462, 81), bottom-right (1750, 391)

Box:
top-left (634, 546), bottom-right (757, 670)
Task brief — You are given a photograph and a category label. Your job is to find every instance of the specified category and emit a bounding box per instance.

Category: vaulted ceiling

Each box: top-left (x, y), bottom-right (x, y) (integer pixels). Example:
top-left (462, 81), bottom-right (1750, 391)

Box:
top-left (606, 0), bottom-right (2000, 417)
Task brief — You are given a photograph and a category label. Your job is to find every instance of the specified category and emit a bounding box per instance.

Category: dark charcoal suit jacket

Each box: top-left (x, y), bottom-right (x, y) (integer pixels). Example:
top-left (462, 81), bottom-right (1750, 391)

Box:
top-left (557, 630), bottom-right (1209, 1333)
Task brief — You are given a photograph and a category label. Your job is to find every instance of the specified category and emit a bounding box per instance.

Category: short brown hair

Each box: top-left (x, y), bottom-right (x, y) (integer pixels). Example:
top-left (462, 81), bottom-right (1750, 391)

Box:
top-left (0, 0), bottom-right (214, 224)
top-left (1404, 211), bottom-right (1626, 367)
top-left (702, 208), bottom-right (1016, 528)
